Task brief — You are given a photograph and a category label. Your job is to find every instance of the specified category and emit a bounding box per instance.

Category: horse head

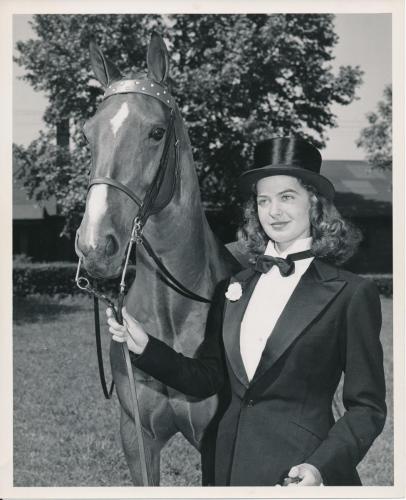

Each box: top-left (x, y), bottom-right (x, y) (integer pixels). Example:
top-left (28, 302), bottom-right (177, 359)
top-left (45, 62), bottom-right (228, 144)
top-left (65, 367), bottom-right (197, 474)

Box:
top-left (76, 33), bottom-right (180, 278)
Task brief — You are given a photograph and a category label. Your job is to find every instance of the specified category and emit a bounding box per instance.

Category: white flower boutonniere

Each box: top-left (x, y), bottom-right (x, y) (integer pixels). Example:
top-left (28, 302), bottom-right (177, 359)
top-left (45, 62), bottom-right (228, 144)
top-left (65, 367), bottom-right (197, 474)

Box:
top-left (225, 282), bottom-right (243, 302)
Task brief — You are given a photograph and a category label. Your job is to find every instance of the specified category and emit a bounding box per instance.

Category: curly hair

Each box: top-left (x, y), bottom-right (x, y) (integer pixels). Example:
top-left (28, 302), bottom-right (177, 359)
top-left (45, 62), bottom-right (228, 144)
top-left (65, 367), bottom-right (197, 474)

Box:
top-left (237, 180), bottom-right (362, 266)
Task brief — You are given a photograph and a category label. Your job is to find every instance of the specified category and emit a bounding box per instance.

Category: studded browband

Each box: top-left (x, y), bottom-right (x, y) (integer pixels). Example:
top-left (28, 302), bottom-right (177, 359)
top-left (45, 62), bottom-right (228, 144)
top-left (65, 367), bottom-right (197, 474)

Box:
top-left (103, 78), bottom-right (176, 109)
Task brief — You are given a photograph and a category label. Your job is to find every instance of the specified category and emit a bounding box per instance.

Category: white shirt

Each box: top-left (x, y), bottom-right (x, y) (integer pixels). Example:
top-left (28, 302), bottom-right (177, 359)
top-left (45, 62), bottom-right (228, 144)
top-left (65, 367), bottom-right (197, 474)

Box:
top-left (240, 237), bottom-right (314, 381)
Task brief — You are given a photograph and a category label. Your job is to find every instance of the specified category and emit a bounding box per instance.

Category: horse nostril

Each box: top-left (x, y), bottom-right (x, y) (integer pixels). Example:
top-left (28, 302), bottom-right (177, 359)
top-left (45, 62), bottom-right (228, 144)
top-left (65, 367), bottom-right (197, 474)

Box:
top-left (105, 234), bottom-right (119, 257)
top-left (76, 233), bottom-right (89, 258)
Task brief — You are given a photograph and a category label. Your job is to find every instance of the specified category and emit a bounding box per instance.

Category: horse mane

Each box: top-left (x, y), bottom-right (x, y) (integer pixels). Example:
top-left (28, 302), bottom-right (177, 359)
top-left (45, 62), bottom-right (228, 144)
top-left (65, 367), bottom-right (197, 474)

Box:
top-left (127, 70), bottom-right (147, 79)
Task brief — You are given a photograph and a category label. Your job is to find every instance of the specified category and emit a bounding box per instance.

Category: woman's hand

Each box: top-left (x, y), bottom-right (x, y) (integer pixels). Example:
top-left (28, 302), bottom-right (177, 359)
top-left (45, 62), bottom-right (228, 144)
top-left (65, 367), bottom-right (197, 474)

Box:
top-left (106, 306), bottom-right (149, 355)
top-left (283, 463), bottom-right (323, 486)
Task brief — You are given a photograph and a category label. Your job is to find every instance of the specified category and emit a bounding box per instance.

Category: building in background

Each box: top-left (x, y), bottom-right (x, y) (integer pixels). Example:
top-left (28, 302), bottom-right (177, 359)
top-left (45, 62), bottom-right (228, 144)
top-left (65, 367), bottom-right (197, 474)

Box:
top-left (208, 160), bottom-right (392, 274)
top-left (13, 155), bottom-right (77, 262)
top-left (322, 160), bottom-right (392, 273)
top-left (13, 159), bottom-right (392, 273)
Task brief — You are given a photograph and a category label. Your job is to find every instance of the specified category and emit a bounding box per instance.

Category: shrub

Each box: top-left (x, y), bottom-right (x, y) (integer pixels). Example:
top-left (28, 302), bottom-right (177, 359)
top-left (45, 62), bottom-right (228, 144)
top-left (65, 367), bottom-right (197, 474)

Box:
top-left (13, 262), bottom-right (136, 297)
top-left (13, 262), bottom-right (393, 298)
top-left (361, 274), bottom-right (393, 298)
top-left (13, 253), bottom-right (33, 265)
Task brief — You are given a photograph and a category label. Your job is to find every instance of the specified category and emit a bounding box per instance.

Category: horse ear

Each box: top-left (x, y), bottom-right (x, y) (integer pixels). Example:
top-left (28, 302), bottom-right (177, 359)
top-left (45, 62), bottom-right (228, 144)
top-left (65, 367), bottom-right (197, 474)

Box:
top-left (89, 41), bottom-right (122, 88)
top-left (147, 32), bottom-right (170, 84)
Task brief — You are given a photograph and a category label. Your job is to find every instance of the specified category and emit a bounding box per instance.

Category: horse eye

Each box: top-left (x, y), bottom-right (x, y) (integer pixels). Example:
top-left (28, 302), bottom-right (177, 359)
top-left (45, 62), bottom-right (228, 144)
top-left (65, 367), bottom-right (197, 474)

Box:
top-left (150, 127), bottom-right (166, 141)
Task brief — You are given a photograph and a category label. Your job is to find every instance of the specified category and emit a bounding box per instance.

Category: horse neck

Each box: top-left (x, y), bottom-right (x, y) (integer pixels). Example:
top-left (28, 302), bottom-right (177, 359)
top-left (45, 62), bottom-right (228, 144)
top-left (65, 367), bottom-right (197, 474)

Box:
top-left (126, 110), bottom-right (229, 320)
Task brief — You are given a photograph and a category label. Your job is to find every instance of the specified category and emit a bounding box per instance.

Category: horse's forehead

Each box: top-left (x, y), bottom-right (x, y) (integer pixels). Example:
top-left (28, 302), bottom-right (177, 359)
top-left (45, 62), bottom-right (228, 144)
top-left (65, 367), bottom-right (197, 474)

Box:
top-left (94, 94), bottom-right (168, 129)
top-left (110, 102), bottom-right (130, 137)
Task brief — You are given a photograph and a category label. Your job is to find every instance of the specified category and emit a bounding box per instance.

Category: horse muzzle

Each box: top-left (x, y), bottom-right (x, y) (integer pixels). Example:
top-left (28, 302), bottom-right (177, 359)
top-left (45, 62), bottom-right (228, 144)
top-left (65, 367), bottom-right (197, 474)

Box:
top-left (75, 229), bottom-right (124, 278)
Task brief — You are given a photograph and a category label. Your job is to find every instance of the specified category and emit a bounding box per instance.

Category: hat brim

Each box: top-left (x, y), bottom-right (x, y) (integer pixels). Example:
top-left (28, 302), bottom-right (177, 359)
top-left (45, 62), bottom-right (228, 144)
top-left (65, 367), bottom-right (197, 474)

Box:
top-left (239, 166), bottom-right (335, 201)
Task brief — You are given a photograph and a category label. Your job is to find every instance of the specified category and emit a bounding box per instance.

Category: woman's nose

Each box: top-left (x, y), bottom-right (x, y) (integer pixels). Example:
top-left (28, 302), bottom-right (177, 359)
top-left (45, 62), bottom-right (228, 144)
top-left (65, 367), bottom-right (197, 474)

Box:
top-left (269, 203), bottom-right (282, 218)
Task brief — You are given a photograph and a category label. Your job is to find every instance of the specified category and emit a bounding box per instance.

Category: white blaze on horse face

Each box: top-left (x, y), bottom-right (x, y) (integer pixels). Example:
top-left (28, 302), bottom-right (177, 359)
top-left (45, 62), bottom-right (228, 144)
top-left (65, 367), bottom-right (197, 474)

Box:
top-left (86, 185), bottom-right (109, 248)
top-left (110, 102), bottom-right (130, 137)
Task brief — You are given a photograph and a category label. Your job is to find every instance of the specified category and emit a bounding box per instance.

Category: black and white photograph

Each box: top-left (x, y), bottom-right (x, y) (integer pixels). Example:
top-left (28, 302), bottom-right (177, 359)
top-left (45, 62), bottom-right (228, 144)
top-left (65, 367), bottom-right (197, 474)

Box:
top-left (1, 0), bottom-right (404, 498)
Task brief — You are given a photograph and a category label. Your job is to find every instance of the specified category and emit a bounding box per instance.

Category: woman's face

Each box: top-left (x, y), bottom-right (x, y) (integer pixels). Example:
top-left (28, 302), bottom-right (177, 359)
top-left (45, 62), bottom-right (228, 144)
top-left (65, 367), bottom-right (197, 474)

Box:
top-left (256, 175), bottom-right (312, 252)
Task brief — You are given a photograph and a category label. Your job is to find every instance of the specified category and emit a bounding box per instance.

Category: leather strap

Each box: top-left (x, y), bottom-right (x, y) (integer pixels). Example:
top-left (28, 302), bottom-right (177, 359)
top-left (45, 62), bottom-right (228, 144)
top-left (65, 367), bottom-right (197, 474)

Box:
top-left (137, 110), bottom-right (176, 225)
top-left (116, 290), bottom-right (151, 486)
top-left (103, 78), bottom-right (175, 109)
top-left (89, 178), bottom-right (143, 207)
top-left (141, 235), bottom-right (211, 303)
top-left (93, 296), bottom-right (115, 399)
top-left (122, 343), bottom-right (150, 485)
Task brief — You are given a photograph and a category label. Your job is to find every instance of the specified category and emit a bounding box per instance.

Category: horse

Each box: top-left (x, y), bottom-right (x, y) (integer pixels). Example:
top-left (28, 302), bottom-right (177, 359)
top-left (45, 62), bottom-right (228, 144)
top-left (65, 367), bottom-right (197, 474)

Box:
top-left (75, 32), bottom-right (241, 486)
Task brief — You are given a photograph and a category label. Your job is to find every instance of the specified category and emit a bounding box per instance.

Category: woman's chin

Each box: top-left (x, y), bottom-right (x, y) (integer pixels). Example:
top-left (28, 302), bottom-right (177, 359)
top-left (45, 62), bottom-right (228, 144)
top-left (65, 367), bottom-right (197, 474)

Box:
top-left (265, 231), bottom-right (291, 246)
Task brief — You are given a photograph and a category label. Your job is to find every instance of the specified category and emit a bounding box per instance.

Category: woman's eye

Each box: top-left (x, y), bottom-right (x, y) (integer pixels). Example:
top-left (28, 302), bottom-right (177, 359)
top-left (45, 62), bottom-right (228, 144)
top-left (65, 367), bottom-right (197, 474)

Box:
top-left (150, 127), bottom-right (166, 141)
top-left (282, 194), bottom-right (294, 201)
top-left (257, 199), bottom-right (268, 206)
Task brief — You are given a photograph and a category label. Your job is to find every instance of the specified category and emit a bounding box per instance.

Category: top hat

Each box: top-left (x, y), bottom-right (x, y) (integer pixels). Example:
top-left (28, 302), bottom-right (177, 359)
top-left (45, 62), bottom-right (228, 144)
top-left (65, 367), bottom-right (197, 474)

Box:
top-left (239, 137), bottom-right (335, 200)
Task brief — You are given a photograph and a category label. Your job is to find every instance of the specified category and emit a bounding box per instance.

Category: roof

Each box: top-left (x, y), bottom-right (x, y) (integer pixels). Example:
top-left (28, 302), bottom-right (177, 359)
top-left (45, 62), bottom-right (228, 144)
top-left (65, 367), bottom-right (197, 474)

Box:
top-left (322, 160), bottom-right (392, 217)
top-left (12, 155), bottom-right (58, 220)
top-left (13, 179), bottom-right (58, 220)
top-left (12, 159), bottom-right (391, 220)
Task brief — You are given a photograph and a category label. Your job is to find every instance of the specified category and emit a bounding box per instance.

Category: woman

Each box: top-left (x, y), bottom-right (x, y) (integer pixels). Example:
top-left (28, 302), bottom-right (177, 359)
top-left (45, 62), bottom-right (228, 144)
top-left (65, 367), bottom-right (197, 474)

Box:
top-left (107, 137), bottom-right (386, 487)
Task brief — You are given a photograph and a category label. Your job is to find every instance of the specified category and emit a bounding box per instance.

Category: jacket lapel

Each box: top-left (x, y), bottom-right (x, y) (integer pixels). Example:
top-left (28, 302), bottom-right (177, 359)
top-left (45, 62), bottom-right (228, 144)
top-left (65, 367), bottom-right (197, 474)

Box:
top-left (251, 259), bottom-right (347, 384)
top-left (222, 268), bottom-right (261, 388)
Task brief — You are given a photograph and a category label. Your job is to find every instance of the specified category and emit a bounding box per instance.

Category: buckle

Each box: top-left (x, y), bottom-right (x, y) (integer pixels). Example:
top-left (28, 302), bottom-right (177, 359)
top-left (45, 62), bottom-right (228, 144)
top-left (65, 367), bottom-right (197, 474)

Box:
top-left (131, 216), bottom-right (144, 244)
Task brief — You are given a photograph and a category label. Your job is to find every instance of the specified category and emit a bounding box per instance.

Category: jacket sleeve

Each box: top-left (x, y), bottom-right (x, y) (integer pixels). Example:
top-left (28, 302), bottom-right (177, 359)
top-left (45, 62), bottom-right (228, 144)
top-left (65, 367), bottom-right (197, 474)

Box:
top-left (306, 278), bottom-right (387, 485)
top-left (129, 280), bottom-right (228, 399)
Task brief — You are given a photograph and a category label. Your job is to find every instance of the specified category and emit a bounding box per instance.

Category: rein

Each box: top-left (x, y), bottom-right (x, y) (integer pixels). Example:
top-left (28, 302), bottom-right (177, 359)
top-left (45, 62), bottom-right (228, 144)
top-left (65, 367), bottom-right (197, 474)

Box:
top-left (75, 78), bottom-right (211, 486)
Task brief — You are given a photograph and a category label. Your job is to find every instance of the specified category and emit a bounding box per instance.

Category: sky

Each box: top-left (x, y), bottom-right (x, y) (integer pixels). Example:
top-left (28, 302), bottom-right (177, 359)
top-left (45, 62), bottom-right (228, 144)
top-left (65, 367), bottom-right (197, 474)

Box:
top-left (12, 13), bottom-right (392, 160)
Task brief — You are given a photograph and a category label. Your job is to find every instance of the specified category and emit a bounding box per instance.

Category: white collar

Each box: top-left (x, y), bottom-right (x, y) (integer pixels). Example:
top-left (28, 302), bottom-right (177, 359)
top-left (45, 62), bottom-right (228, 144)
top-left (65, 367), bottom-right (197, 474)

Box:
top-left (265, 237), bottom-right (313, 259)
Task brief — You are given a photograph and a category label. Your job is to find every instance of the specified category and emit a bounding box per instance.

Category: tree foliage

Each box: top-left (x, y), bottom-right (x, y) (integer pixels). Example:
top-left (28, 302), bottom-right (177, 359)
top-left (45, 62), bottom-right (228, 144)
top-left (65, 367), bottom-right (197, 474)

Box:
top-left (356, 84), bottom-right (392, 170)
top-left (14, 14), bottom-right (363, 232)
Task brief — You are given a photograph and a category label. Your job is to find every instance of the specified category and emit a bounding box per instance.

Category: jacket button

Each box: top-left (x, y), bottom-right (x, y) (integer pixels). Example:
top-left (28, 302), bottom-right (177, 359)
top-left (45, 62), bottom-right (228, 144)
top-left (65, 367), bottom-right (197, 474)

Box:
top-left (247, 399), bottom-right (254, 407)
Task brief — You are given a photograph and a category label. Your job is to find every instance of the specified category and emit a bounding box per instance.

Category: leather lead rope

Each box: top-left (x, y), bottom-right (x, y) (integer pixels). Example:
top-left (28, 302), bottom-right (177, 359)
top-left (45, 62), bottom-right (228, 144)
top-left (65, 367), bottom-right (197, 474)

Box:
top-left (116, 289), bottom-right (151, 486)
top-left (122, 343), bottom-right (150, 485)
top-left (93, 296), bottom-right (115, 399)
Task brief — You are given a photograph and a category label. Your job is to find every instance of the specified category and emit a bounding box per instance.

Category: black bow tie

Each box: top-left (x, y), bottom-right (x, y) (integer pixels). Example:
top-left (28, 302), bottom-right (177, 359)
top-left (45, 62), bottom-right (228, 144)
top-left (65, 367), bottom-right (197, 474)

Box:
top-left (254, 250), bottom-right (313, 277)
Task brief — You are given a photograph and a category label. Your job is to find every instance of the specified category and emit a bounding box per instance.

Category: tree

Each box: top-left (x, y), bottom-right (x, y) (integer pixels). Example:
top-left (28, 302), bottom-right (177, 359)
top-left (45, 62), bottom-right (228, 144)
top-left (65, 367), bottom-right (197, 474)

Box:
top-left (356, 84), bottom-right (392, 170)
top-left (14, 14), bottom-right (363, 232)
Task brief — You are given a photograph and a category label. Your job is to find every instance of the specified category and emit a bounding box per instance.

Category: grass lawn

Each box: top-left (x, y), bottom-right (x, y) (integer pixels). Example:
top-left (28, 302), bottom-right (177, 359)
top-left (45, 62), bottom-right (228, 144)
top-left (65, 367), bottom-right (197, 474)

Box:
top-left (13, 294), bottom-right (393, 486)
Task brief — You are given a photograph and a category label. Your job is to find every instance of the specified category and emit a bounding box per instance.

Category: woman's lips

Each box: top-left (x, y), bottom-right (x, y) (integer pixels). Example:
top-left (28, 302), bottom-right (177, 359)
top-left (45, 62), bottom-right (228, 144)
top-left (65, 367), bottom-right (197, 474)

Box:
top-left (270, 221), bottom-right (290, 230)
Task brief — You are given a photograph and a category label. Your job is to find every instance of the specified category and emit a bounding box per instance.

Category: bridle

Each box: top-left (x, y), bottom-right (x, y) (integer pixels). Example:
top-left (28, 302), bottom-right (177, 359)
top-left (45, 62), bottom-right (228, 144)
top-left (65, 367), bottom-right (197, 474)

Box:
top-left (75, 77), bottom-right (211, 486)
top-left (76, 77), bottom-right (212, 306)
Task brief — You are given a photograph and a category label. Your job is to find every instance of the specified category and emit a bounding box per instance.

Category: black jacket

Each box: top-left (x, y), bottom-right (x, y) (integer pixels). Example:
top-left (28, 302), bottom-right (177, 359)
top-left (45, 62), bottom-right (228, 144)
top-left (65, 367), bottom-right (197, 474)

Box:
top-left (133, 259), bottom-right (386, 486)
